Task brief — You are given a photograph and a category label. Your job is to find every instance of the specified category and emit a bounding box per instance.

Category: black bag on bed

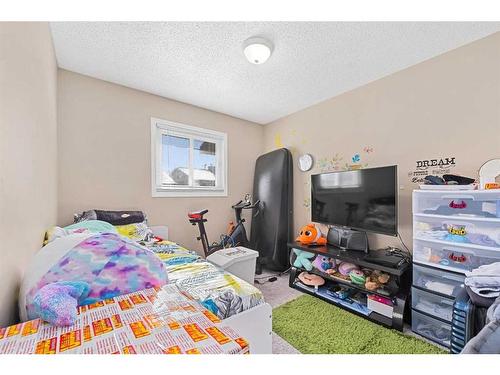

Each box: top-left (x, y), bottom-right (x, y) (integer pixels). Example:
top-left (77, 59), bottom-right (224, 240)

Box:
top-left (74, 210), bottom-right (146, 225)
top-left (250, 148), bottom-right (293, 272)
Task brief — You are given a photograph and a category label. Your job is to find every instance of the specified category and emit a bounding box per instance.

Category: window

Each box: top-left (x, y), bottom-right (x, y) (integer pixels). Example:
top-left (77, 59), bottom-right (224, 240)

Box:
top-left (151, 118), bottom-right (227, 197)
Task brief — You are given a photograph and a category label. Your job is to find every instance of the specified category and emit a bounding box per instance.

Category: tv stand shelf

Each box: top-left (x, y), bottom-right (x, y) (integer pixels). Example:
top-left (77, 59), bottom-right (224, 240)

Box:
top-left (289, 242), bottom-right (411, 276)
top-left (293, 265), bottom-right (400, 299)
top-left (288, 242), bottom-right (412, 331)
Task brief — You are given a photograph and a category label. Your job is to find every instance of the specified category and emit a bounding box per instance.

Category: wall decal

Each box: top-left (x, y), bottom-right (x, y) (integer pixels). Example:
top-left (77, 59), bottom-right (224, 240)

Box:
top-left (303, 181), bottom-right (311, 208)
top-left (363, 146), bottom-right (374, 153)
top-left (274, 133), bottom-right (284, 148)
top-left (343, 152), bottom-right (369, 171)
top-left (416, 157), bottom-right (456, 170)
top-left (317, 157), bottom-right (329, 171)
top-left (343, 162), bottom-right (369, 171)
top-left (317, 154), bottom-right (343, 172)
top-left (408, 157), bottom-right (457, 184)
top-left (303, 197), bottom-right (311, 208)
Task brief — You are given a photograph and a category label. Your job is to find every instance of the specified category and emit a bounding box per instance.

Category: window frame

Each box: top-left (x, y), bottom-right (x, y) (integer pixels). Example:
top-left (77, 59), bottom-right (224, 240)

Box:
top-left (151, 117), bottom-right (228, 197)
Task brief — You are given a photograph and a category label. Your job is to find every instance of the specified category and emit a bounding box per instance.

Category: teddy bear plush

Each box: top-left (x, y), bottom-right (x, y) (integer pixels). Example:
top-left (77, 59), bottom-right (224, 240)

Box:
top-left (364, 270), bottom-right (390, 291)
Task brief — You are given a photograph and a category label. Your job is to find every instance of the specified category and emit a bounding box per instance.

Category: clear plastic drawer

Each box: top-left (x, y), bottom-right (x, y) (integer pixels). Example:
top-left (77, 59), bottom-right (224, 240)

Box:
top-left (412, 309), bottom-right (451, 348)
top-left (413, 190), bottom-right (500, 218)
top-left (413, 215), bottom-right (500, 251)
top-left (413, 239), bottom-right (500, 273)
top-left (412, 264), bottom-right (464, 298)
top-left (411, 287), bottom-right (454, 322)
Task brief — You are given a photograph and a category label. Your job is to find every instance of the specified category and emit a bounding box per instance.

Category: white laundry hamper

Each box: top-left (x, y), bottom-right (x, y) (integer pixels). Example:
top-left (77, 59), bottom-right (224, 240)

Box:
top-left (206, 247), bottom-right (259, 284)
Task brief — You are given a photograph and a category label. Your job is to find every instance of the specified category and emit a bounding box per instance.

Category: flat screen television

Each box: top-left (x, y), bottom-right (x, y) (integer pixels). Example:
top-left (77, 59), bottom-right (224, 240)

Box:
top-left (311, 165), bottom-right (397, 236)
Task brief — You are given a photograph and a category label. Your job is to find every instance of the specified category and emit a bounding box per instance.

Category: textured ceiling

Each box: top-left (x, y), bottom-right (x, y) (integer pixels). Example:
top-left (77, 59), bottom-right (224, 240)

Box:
top-left (50, 22), bottom-right (500, 124)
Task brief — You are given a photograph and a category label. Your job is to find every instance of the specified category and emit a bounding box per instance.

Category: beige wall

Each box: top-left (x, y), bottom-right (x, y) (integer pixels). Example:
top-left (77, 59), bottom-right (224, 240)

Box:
top-left (57, 70), bottom-right (264, 252)
top-left (264, 32), bottom-right (500, 250)
top-left (0, 23), bottom-right (58, 326)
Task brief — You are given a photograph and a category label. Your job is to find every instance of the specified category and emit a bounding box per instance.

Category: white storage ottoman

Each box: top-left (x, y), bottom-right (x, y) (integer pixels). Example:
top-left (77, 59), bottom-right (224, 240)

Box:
top-left (206, 247), bottom-right (258, 284)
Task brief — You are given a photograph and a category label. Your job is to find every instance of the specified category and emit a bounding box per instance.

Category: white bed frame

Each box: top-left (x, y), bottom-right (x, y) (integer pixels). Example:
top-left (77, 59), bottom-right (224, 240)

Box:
top-left (152, 226), bottom-right (273, 354)
top-left (223, 302), bottom-right (273, 354)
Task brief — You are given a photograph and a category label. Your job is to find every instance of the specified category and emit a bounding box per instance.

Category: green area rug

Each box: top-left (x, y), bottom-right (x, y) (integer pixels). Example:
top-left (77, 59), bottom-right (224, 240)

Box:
top-left (273, 295), bottom-right (447, 354)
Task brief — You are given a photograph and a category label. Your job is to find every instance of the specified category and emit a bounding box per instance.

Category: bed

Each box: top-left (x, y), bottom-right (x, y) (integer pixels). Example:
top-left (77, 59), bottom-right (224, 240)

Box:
top-left (145, 236), bottom-right (272, 353)
top-left (18, 218), bottom-right (272, 354)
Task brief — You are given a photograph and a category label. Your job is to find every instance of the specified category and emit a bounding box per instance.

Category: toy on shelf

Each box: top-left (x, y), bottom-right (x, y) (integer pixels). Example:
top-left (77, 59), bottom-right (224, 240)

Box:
top-left (296, 223), bottom-right (327, 245)
top-left (349, 269), bottom-right (366, 285)
top-left (326, 285), bottom-right (352, 300)
top-left (313, 255), bottom-right (336, 274)
top-left (364, 270), bottom-right (391, 291)
top-left (292, 249), bottom-right (316, 271)
top-left (338, 262), bottom-right (359, 276)
top-left (298, 272), bottom-right (325, 287)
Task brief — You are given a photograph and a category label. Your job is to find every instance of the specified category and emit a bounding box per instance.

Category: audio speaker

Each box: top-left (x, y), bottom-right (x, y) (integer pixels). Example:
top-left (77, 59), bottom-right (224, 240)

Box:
top-left (327, 227), bottom-right (369, 253)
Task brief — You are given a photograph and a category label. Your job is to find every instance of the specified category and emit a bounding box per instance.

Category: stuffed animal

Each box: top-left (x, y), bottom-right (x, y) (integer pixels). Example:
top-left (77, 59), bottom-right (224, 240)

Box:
top-left (338, 262), bottom-right (359, 276)
top-left (349, 269), bottom-right (366, 285)
top-left (298, 272), bottom-right (325, 287)
top-left (292, 249), bottom-right (316, 271)
top-left (296, 223), bottom-right (327, 245)
top-left (364, 270), bottom-right (390, 291)
top-left (33, 281), bottom-right (90, 326)
top-left (313, 255), bottom-right (336, 273)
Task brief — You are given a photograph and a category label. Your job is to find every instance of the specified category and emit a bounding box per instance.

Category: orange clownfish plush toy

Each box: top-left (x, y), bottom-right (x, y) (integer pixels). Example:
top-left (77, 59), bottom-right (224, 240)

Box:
top-left (296, 223), bottom-right (327, 245)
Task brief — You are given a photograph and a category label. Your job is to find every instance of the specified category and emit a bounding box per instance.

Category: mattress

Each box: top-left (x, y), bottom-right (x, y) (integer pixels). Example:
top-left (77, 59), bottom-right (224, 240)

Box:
top-left (3, 284), bottom-right (250, 354)
top-left (147, 240), bottom-right (265, 319)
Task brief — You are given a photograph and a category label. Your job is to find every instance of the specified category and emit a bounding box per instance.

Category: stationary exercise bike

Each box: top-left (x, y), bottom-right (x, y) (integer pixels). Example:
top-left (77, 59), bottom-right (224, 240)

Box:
top-left (188, 194), bottom-right (260, 257)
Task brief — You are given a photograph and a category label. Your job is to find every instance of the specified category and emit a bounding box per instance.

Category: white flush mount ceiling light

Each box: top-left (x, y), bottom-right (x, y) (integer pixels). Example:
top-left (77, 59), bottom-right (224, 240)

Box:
top-left (243, 37), bottom-right (273, 65)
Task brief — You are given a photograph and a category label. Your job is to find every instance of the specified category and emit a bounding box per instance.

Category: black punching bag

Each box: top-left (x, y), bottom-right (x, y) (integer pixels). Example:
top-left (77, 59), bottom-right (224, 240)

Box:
top-left (250, 148), bottom-right (293, 272)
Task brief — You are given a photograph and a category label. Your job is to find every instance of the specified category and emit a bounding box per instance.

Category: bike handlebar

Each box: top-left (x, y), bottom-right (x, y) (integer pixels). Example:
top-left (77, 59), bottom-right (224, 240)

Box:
top-left (232, 200), bottom-right (260, 209)
top-left (246, 200), bottom-right (260, 209)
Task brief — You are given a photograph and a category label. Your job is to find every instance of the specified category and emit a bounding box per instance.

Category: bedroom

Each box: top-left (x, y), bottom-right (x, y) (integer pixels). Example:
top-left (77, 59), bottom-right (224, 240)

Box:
top-left (1, 0), bottom-right (500, 369)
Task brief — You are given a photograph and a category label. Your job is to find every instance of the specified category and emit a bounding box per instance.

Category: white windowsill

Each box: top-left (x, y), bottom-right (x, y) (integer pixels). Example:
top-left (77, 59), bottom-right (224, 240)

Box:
top-left (152, 188), bottom-right (228, 198)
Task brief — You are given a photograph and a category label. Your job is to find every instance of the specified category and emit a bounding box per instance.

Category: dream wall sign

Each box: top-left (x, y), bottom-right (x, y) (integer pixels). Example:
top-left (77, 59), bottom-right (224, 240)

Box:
top-left (408, 157), bottom-right (457, 184)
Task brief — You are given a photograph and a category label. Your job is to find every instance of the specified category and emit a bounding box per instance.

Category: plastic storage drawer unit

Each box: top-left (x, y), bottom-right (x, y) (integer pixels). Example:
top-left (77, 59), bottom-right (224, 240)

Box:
top-left (412, 309), bottom-right (452, 348)
top-left (413, 215), bottom-right (500, 250)
top-left (413, 239), bottom-right (500, 273)
top-left (412, 264), bottom-right (464, 298)
top-left (411, 287), bottom-right (454, 322)
top-left (413, 190), bottom-right (500, 217)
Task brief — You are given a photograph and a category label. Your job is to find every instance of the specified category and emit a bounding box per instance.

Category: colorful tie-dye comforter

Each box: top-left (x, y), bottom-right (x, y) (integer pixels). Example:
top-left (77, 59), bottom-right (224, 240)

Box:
top-left (23, 233), bottom-right (168, 320)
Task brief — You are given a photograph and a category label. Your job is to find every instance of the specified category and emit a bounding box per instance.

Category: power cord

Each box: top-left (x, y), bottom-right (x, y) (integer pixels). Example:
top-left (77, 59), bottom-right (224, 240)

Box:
top-left (397, 231), bottom-right (411, 255)
top-left (254, 267), bottom-right (291, 279)
top-left (377, 232), bottom-right (411, 264)
top-left (254, 277), bottom-right (277, 285)
top-left (254, 267), bottom-right (291, 284)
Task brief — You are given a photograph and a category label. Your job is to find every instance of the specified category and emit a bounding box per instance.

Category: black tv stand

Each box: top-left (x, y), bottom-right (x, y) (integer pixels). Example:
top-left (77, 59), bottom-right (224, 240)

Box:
top-left (288, 242), bottom-right (411, 331)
